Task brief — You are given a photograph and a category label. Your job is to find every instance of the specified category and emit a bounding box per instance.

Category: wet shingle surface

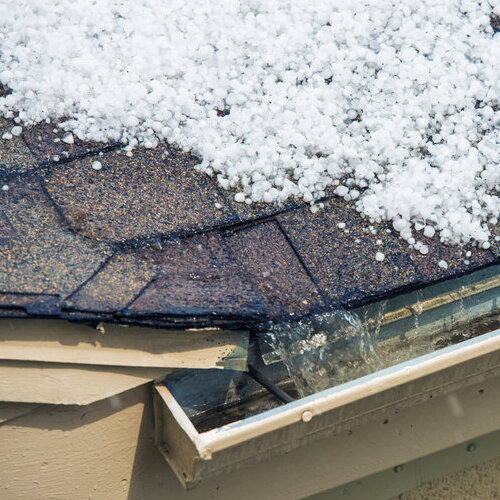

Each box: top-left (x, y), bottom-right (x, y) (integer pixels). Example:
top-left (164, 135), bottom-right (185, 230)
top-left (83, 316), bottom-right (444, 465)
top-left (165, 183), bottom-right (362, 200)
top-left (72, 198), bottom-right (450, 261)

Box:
top-left (125, 233), bottom-right (268, 320)
top-left (409, 236), bottom-right (495, 282)
top-left (225, 221), bottom-right (324, 318)
top-left (43, 146), bottom-right (238, 243)
top-left (0, 176), bottom-right (111, 297)
top-left (0, 126), bottom-right (497, 328)
top-left (227, 195), bottom-right (303, 224)
top-left (22, 121), bottom-right (117, 166)
top-left (0, 293), bottom-right (60, 316)
top-left (65, 252), bottom-right (159, 313)
top-left (278, 199), bottom-right (423, 306)
top-left (0, 118), bottom-right (38, 177)
top-left (491, 225), bottom-right (500, 259)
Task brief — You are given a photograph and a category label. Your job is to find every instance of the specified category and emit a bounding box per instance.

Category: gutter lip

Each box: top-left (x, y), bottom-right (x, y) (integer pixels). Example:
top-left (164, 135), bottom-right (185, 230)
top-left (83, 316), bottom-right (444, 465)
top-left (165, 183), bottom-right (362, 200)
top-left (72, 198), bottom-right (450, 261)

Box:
top-left (167, 327), bottom-right (500, 457)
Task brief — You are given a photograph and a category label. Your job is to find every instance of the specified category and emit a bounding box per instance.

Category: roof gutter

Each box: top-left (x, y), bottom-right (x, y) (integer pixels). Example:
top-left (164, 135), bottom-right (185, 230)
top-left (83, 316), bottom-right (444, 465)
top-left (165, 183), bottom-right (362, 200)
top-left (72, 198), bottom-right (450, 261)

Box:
top-left (154, 326), bottom-right (500, 486)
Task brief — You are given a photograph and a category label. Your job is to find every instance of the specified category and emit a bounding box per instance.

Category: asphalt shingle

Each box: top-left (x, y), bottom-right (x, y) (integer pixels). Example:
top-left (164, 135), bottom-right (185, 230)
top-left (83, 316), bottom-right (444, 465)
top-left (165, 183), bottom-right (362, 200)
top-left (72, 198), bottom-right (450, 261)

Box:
top-left (0, 118), bottom-right (38, 178)
top-left (490, 224), bottom-right (500, 259)
top-left (125, 233), bottom-right (268, 319)
top-left (408, 236), bottom-right (495, 282)
top-left (225, 221), bottom-right (325, 318)
top-left (278, 199), bottom-right (422, 306)
top-left (43, 146), bottom-right (239, 243)
top-left (0, 176), bottom-right (111, 297)
top-left (65, 252), bottom-right (159, 313)
top-left (22, 121), bottom-right (117, 166)
top-left (227, 195), bottom-right (302, 224)
top-left (0, 293), bottom-right (60, 316)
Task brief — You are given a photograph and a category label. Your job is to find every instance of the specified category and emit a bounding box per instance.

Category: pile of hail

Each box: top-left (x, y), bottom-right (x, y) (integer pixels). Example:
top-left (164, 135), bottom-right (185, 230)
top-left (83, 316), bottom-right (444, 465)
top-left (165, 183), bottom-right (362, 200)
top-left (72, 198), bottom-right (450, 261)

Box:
top-left (0, 0), bottom-right (498, 248)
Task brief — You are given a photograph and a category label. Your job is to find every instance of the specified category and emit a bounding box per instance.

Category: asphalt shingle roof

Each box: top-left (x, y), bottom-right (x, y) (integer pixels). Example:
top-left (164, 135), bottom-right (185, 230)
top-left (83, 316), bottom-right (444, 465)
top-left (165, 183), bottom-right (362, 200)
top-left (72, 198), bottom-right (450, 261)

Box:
top-left (0, 113), bottom-right (498, 329)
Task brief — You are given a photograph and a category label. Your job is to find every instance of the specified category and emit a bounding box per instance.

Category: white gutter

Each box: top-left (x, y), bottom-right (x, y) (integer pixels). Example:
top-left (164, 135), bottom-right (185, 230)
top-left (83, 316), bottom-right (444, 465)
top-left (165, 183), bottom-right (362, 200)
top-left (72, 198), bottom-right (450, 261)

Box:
top-left (197, 327), bottom-right (500, 456)
top-left (155, 327), bottom-right (500, 486)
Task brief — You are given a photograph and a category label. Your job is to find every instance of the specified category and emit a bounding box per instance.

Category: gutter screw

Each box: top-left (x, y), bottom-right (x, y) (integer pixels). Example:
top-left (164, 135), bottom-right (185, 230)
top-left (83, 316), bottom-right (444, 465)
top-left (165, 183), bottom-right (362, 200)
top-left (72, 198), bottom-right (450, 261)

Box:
top-left (301, 411), bottom-right (313, 423)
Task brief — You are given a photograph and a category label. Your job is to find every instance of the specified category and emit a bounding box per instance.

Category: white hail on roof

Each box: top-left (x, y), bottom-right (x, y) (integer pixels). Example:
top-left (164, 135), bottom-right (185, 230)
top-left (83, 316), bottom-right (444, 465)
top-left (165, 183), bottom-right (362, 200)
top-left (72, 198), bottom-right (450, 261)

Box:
top-left (0, 0), bottom-right (498, 246)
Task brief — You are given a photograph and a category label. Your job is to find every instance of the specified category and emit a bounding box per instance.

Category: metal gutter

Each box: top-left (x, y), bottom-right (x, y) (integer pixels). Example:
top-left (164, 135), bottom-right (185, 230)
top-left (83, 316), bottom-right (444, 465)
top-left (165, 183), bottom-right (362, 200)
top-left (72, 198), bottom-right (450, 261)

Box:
top-left (200, 328), bottom-right (500, 454)
top-left (154, 327), bottom-right (500, 487)
top-left (368, 273), bottom-right (500, 327)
